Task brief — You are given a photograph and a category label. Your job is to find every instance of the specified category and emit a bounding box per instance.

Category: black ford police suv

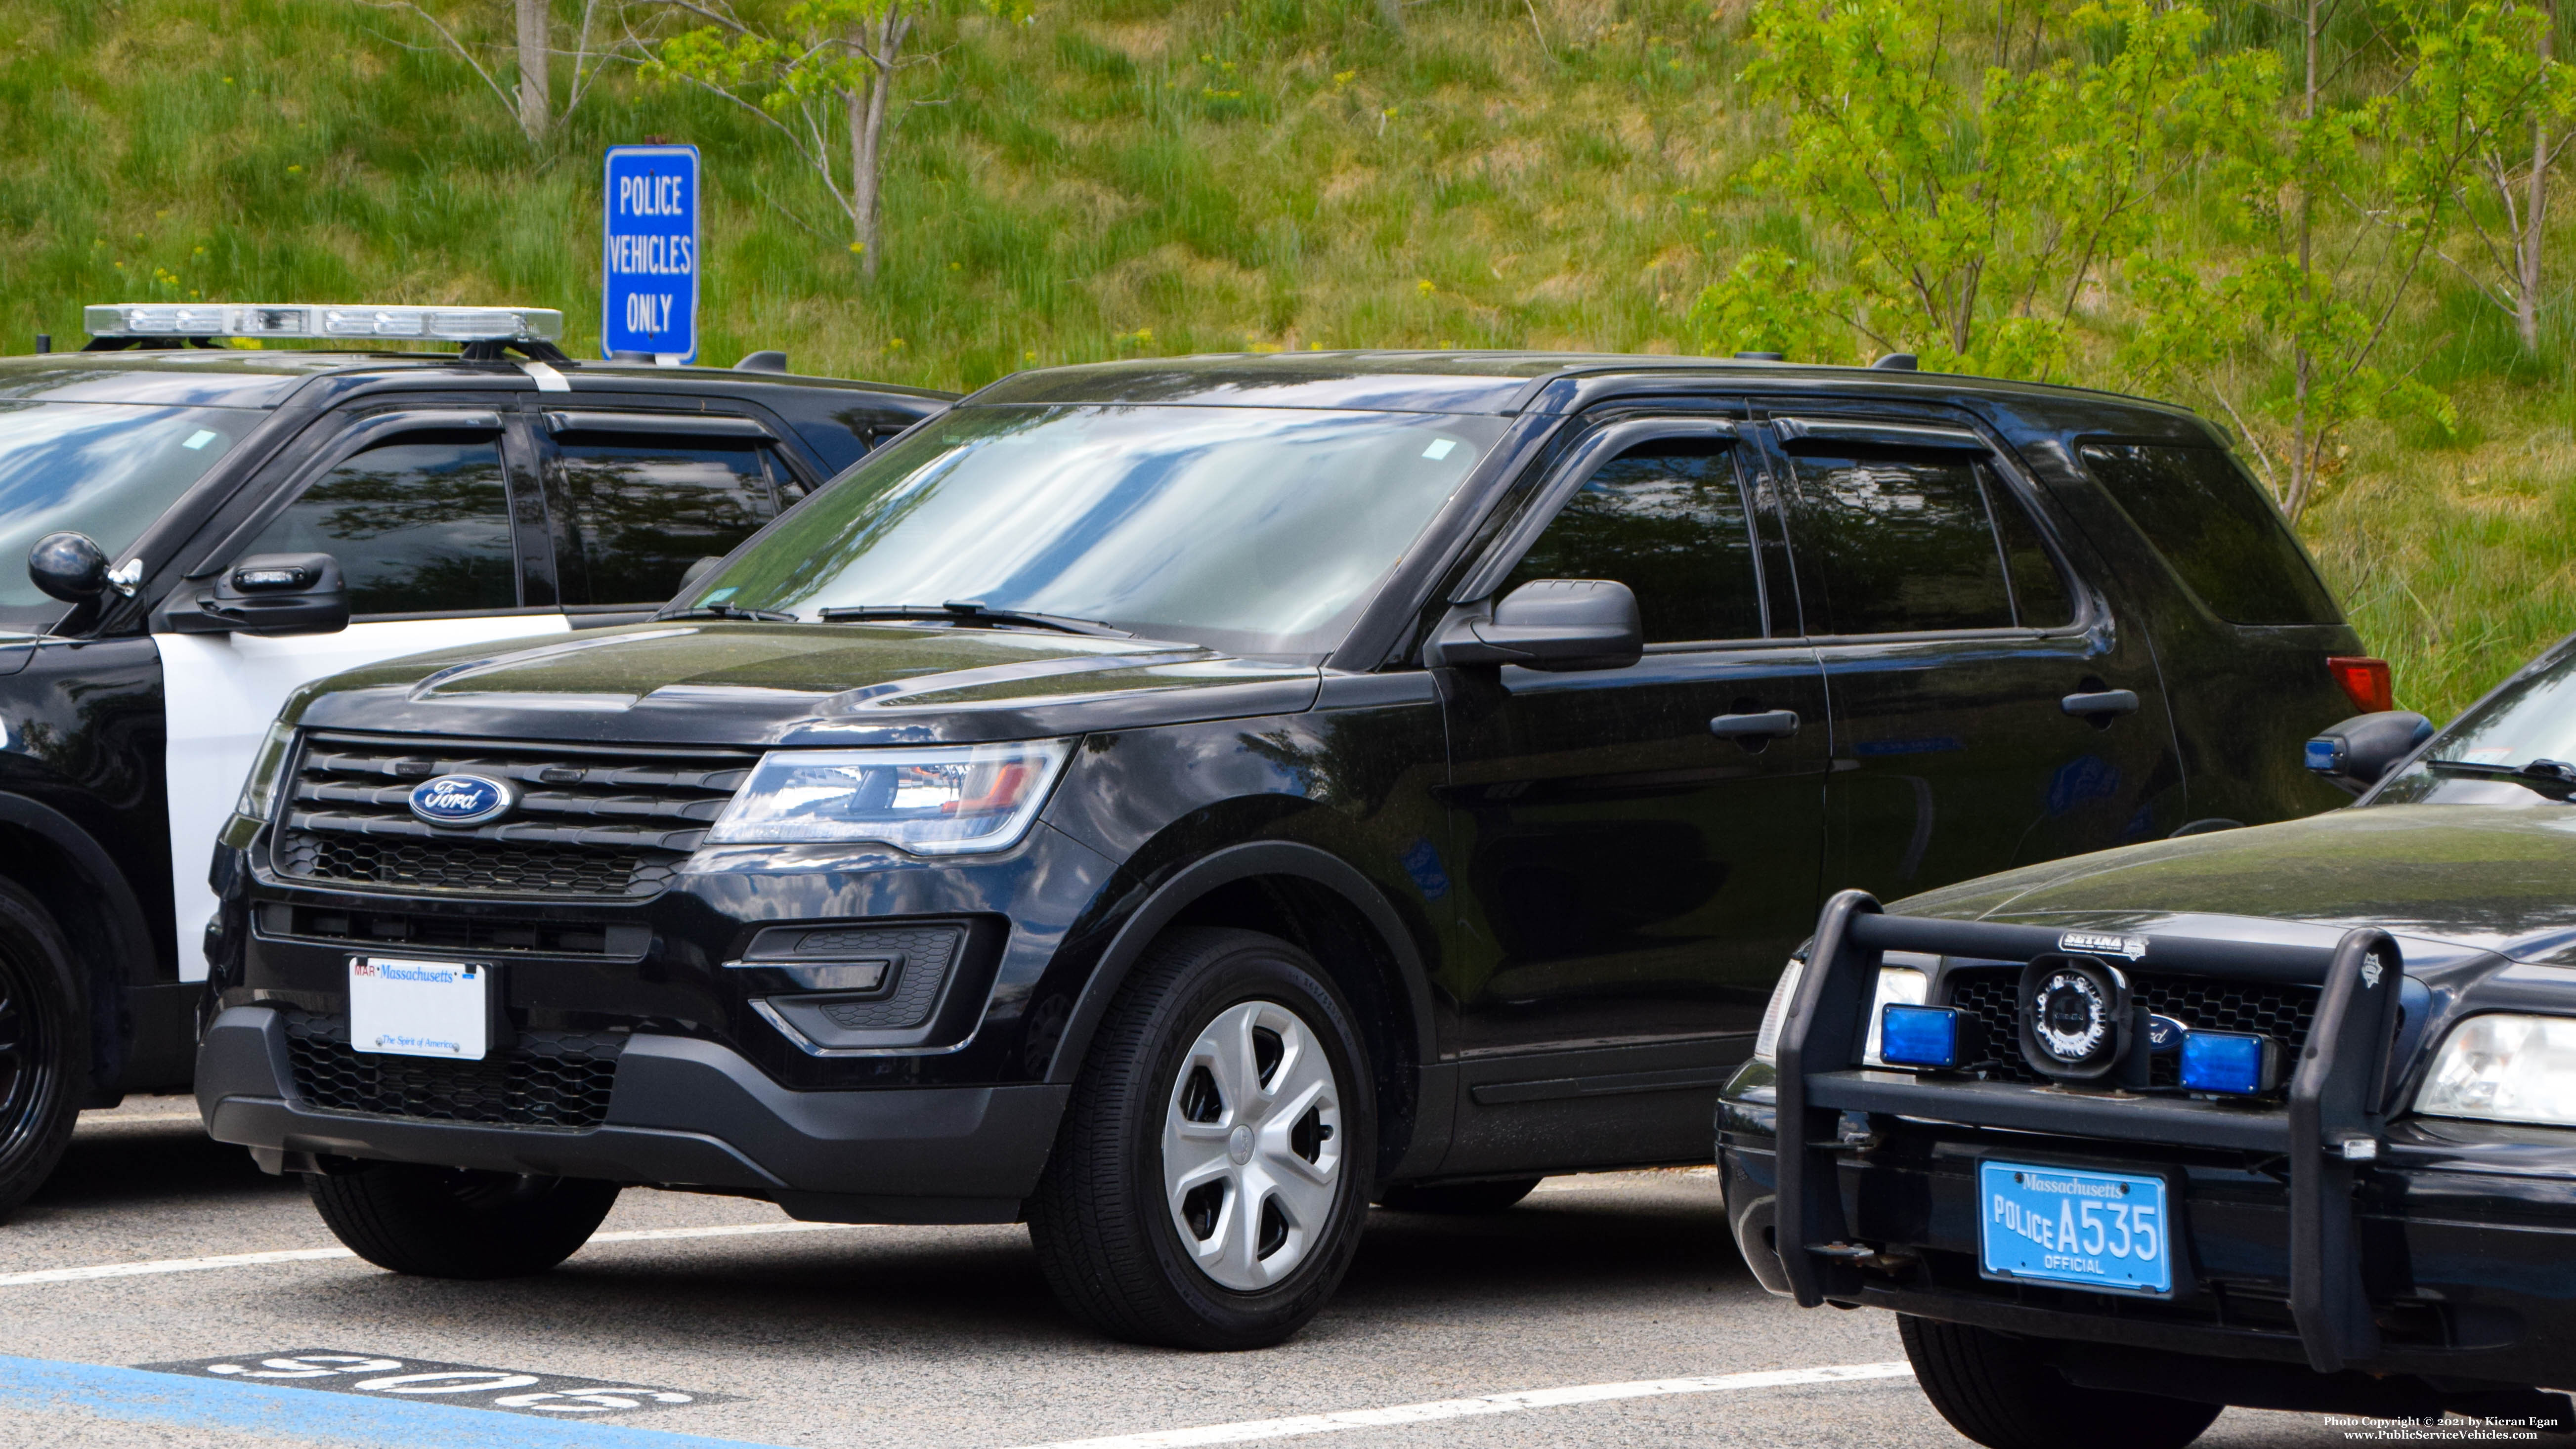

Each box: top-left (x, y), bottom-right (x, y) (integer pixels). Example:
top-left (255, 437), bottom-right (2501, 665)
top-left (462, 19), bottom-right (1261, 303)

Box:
top-left (198, 350), bottom-right (2371, 1349)
top-left (0, 304), bottom-right (946, 1213)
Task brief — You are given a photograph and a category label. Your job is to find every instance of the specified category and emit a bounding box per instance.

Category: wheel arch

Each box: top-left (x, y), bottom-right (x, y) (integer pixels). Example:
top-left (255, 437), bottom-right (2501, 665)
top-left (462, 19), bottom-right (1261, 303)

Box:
top-left (1046, 841), bottom-right (1438, 1185)
top-left (0, 792), bottom-right (163, 1094)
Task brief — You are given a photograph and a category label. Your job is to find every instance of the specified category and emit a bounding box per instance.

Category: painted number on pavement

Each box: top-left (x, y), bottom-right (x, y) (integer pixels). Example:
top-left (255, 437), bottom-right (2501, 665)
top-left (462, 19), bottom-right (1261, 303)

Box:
top-left (138, 1351), bottom-right (731, 1418)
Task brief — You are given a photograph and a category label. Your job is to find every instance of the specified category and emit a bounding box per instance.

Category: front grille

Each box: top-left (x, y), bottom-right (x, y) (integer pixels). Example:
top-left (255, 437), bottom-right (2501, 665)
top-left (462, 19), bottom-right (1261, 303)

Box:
top-left (282, 1009), bottom-right (625, 1129)
top-left (1944, 967), bottom-right (2320, 1089)
top-left (255, 903), bottom-right (650, 958)
top-left (272, 733), bottom-right (755, 899)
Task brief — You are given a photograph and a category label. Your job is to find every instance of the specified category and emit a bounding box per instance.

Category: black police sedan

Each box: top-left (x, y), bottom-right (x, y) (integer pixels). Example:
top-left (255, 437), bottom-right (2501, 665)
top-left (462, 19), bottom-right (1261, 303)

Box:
top-left (0, 306), bottom-right (946, 1215)
top-left (197, 350), bottom-right (2368, 1349)
top-left (1720, 634), bottom-right (2576, 1443)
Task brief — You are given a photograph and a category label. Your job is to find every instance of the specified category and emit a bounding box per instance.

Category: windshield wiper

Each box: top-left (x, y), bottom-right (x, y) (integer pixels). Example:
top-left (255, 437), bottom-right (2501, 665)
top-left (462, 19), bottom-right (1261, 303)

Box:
top-left (663, 602), bottom-right (800, 622)
top-left (816, 601), bottom-right (1133, 638)
top-left (2423, 758), bottom-right (2576, 801)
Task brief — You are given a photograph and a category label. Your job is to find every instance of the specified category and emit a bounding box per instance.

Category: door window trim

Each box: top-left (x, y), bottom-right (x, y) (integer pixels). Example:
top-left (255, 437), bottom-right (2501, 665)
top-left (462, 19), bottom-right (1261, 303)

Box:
top-left (1750, 411), bottom-right (2098, 647)
top-left (1450, 417), bottom-right (1740, 606)
top-left (181, 408), bottom-right (507, 581)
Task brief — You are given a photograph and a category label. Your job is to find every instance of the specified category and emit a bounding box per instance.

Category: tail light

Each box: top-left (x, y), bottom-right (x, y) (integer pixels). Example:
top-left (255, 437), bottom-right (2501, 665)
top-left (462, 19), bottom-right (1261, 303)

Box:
top-left (2327, 656), bottom-right (2394, 714)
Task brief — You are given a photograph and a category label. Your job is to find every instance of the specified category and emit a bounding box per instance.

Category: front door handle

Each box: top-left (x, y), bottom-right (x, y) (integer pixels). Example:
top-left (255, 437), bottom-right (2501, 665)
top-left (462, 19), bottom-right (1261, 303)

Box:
top-left (2061, 689), bottom-right (2141, 719)
top-left (1711, 709), bottom-right (1801, 739)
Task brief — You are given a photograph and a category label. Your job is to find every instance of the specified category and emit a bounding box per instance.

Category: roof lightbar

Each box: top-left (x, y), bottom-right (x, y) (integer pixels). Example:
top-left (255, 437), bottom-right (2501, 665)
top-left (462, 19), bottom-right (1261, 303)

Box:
top-left (83, 303), bottom-right (565, 344)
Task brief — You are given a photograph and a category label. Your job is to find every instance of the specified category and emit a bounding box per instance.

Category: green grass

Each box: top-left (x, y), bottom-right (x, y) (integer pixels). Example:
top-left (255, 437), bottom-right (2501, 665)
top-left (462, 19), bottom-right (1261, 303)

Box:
top-left (1, 0), bottom-right (2570, 720)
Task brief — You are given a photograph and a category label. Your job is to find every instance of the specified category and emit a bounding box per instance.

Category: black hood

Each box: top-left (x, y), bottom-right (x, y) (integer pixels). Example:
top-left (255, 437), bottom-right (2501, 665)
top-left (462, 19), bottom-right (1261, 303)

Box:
top-left (1894, 804), bottom-right (2576, 970)
top-left (289, 620), bottom-right (1321, 747)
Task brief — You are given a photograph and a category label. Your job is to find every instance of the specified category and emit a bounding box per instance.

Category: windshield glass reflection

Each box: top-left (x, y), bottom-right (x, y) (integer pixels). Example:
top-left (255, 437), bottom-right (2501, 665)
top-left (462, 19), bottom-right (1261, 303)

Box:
top-left (687, 405), bottom-right (1503, 657)
top-left (2376, 641), bottom-right (2576, 807)
top-left (0, 401), bottom-right (259, 626)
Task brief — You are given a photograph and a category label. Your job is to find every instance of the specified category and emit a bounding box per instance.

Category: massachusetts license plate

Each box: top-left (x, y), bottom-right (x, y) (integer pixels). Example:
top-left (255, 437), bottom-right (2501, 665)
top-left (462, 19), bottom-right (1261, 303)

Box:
top-left (348, 957), bottom-right (490, 1061)
top-left (1978, 1160), bottom-right (2172, 1295)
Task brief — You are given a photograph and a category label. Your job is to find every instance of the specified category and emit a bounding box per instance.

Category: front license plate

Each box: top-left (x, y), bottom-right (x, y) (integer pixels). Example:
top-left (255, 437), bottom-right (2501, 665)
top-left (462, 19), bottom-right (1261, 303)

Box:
top-left (1978, 1160), bottom-right (2172, 1295)
top-left (348, 957), bottom-right (490, 1061)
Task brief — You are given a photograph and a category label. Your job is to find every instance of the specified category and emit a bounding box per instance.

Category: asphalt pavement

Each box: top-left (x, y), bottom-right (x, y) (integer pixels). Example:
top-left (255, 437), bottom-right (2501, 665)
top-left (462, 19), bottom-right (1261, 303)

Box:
top-left (0, 1097), bottom-right (2383, 1448)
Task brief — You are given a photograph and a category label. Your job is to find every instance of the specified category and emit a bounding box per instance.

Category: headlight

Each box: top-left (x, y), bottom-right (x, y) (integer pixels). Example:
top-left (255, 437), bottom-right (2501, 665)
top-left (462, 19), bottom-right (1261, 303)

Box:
top-left (235, 721), bottom-right (298, 821)
top-left (705, 740), bottom-right (1073, 853)
top-left (2414, 1014), bottom-right (2576, 1127)
top-left (1751, 958), bottom-right (1932, 1066)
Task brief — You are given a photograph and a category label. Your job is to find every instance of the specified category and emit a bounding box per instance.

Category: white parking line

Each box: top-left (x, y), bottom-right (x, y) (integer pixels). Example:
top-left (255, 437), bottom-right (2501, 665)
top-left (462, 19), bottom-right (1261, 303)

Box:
top-left (77, 1112), bottom-right (209, 1126)
top-left (0, 1221), bottom-right (867, 1287)
top-left (1004, 1362), bottom-right (1918, 1449)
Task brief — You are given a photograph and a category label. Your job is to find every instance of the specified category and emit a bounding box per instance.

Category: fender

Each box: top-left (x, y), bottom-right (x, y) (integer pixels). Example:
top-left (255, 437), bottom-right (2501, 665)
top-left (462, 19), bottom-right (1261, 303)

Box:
top-left (1045, 840), bottom-right (1441, 1086)
top-left (0, 792), bottom-right (164, 1095)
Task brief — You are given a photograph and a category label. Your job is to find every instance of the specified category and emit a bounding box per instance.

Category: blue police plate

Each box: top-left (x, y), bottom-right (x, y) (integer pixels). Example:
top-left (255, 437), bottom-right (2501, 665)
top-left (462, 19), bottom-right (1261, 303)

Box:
top-left (1977, 1160), bottom-right (2172, 1295)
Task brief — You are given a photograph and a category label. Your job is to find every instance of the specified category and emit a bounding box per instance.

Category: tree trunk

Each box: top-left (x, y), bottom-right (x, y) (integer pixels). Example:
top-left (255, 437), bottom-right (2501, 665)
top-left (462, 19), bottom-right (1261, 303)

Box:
top-left (2519, 0), bottom-right (2554, 354)
top-left (2289, 0), bottom-right (2320, 520)
top-left (848, 9), bottom-right (906, 283)
top-left (515, 0), bottom-right (549, 145)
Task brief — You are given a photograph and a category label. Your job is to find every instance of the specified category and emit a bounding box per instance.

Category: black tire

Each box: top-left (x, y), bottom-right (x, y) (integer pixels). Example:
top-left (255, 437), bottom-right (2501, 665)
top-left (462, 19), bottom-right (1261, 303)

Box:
top-left (0, 877), bottom-right (87, 1220)
top-left (1899, 1316), bottom-right (2222, 1449)
top-left (308, 1162), bottom-right (619, 1279)
top-left (1375, 1178), bottom-right (1541, 1214)
top-left (1027, 927), bottom-right (1376, 1350)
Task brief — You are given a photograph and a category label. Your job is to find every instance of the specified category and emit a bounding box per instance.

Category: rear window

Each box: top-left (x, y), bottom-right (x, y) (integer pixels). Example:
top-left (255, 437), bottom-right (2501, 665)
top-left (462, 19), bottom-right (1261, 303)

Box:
top-left (2076, 443), bottom-right (2341, 625)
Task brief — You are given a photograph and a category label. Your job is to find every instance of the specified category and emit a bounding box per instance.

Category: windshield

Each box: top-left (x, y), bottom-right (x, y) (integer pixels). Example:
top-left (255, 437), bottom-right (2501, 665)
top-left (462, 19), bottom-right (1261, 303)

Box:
top-left (683, 404), bottom-right (1505, 657)
top-left (2374, 640), bottom-right (2576, 807)
top-left (0, 401), bottom-right (260, 627)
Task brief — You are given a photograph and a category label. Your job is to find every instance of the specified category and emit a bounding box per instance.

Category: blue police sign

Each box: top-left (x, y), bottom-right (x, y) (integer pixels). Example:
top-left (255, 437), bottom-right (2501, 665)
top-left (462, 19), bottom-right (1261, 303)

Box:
top-left (601, 144), bottom-right (700, 362)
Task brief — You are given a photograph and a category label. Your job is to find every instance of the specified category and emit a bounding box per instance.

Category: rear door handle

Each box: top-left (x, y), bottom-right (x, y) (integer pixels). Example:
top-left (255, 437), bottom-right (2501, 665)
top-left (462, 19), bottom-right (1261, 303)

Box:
top-left (2061, 689), bottom-right (2141, 719)
top-left (1711, 709), bottom-right (1801, 739)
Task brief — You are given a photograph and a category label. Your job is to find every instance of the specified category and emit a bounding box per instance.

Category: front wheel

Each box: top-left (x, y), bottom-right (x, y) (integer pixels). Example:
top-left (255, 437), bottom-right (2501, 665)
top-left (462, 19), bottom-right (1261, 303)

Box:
top-left (309, 1162), bottom-right (619, 1279)
top-left (0, 877), bottom-right (87, 1220)
top-left (1027, 927), bottom-right (1375, 1350)
top-left (1900, 1316), bottom-right (2222, 1449)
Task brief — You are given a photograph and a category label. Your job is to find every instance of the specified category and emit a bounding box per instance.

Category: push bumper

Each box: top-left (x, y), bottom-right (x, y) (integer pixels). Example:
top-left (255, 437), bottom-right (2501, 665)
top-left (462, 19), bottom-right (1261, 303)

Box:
top-left (197, 1005), bottom-right (1067, 1224)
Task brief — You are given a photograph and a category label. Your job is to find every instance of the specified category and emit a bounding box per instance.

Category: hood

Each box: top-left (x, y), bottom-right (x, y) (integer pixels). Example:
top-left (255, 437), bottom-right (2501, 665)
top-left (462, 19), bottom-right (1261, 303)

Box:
top-left (290, 621), bottom-right (1321, 747)
top-left (1894, 804), bottom-right (2576, 969)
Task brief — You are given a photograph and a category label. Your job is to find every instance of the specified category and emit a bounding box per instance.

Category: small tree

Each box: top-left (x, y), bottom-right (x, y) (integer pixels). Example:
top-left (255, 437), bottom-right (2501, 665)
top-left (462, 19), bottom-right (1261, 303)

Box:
top-left (636, 0), bottom-right (987, 279)
top-left (356, 0), bottom-right (615, 146)
top-left (2415, 0), bottom-right (2570, 355)
top-left (1696, 0), bottom-right (2272, 377)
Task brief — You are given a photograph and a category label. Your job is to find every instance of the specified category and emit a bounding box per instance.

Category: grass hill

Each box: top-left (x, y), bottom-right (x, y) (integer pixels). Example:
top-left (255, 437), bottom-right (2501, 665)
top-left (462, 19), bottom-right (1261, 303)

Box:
top-left (3, 0), bottom-right (2570, 720)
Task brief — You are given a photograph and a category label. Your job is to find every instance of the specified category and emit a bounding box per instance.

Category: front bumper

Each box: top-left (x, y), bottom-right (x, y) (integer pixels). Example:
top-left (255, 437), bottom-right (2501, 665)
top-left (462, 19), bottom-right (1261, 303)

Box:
top-left (1719, 1087), bottom-right (2576, 1390)
top-left (198, 1006), bottom-right (1067, 1223)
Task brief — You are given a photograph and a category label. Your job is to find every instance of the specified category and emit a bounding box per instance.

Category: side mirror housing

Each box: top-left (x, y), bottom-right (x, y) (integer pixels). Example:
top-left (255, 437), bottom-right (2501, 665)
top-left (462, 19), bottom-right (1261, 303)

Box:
top-left (1426, 578), bottom-right (1643, 674)
top-left (28, 532), bottom-right (109, 603)
top-left (167, 553), bottom-right (352, 637)
top-left (2305, 710), bottom-right (2433, 793)
top-left (674, 555), bottom-right (725, 601)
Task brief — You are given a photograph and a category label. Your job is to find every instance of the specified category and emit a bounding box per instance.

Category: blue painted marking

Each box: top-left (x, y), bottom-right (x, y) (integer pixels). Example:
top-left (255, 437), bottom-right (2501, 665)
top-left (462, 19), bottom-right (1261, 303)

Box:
top-left (0, 1356), bottom-right (777, 1449)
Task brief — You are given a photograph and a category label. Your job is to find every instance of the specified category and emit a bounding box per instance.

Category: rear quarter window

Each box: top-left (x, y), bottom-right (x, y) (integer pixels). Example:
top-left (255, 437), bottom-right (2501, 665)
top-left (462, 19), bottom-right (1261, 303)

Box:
top-left (2075, 442), bottom-right (2342, 626)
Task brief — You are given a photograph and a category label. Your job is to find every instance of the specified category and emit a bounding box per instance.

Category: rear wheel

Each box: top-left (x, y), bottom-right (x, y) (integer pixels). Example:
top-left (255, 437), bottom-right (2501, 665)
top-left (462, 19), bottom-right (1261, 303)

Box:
top-left (1375, 1178), bottom-right (1541, 1214)
top-left (1900, 1316), bottom-right (2222, 1449)
top-left (1027, 927), bottom-right (1375, 1350)
top-left (308, 1162), bottom-right (619, 1279)
top-left (0, 878), bottom-right (86, 1219)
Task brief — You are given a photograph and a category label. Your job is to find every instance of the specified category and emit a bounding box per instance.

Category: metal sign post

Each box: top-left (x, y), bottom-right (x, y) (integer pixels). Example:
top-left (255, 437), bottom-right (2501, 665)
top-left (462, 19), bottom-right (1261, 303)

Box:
top-left (601, 144), bottom-right (700, 364)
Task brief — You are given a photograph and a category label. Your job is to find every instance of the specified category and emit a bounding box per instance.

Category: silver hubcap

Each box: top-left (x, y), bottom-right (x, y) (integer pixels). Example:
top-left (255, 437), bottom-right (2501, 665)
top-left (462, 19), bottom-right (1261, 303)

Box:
top-left (1161, 999), bottom-right (1344, 1291)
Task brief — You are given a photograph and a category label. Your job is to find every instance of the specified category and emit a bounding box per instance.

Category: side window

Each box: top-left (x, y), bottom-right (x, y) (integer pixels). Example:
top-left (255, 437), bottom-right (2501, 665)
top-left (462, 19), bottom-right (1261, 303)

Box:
top-left (1781, 448), bottom-right (2026, 635)
top-left (1503, 438), bottom-right (1766, 645)
top-left (551, 438), bottom-right (778, 606)
top-left (2076, 442), bottom-right (2342, 625)
top-left (1991, 483), bottom-right (2076, 628)
top-left (239, 434), bottom-right (518, 616)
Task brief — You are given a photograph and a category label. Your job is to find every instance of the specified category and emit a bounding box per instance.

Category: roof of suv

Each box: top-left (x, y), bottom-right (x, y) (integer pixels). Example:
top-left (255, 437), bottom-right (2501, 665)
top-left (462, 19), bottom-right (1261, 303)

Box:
top-left (966, 350), bottom-right (2204, 424)
top-left (0, 350), bottom-right (957, 410)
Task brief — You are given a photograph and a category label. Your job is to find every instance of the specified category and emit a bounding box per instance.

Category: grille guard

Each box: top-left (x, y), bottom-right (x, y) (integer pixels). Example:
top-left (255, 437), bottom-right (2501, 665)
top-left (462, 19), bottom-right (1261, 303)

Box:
top-left (1774, 890), bottom-right (2404, 1376)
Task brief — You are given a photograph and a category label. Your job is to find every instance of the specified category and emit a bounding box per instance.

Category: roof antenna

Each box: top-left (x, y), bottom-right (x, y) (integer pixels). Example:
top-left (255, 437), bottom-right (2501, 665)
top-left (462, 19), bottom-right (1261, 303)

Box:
top-left (1733, 350), bottom-right (1785, 362)
top-left (1870, 352), bottom-right (1919, 371)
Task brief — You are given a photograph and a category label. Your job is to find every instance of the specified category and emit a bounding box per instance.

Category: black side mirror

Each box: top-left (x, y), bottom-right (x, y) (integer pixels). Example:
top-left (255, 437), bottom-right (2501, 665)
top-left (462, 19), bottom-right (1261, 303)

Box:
top-left (28, 531), bottom-right (109, 603)
top-left (2306, 710), bottom-right (2433, 793)
top-left (167, 553), bottom-right (351, 637)
top-left (1427, 578), bottom-right (1643, 673)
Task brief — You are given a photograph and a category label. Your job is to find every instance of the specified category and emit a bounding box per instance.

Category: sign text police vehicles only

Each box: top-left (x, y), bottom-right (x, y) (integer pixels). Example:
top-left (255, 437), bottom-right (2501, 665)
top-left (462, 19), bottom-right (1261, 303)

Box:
top-left (601, 144), bottom-right (700, 363)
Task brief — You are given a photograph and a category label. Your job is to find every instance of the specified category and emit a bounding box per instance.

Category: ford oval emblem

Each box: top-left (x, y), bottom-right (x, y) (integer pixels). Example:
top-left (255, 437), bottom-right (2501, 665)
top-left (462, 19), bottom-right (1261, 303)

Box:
top-left (408, 774), bottom-right (515, 827)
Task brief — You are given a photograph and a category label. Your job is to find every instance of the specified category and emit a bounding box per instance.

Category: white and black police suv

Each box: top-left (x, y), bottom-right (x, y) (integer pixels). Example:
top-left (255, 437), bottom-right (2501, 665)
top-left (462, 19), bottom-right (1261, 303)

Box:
top-left (0, 303), bottom-right (948, 1213)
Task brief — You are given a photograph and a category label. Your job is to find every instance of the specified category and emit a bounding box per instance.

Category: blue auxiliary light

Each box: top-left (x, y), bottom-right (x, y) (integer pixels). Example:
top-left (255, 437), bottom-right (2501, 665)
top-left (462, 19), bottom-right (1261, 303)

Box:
top-left (1880, 1004), bottom-right (1970, 1069)
top-left (2179, 1030), bottom-right (2282, 1095)
top-left (2304, 737), bottom-right (2346, 773)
